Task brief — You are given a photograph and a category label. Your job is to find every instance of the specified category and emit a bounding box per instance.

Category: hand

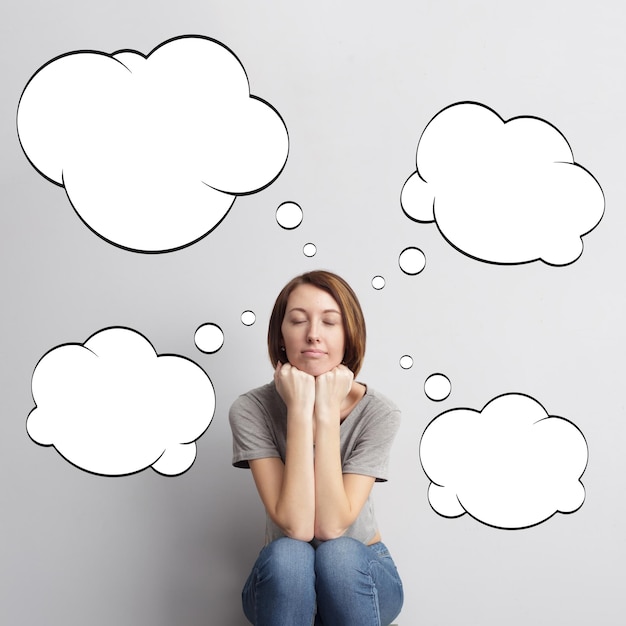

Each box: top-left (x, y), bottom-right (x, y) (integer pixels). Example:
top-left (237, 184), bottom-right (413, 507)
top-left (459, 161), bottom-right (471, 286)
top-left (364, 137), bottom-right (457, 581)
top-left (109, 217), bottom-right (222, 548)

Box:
top-left (274, 362), bottom-right (316, 416)
top-left (314, 365), bottom-right (354, 421)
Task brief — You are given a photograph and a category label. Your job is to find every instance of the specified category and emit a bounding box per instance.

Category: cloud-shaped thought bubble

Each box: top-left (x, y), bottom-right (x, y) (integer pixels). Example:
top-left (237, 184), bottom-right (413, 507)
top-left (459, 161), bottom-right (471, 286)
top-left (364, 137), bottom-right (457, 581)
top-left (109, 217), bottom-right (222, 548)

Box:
top-left (401, 102), bottom-right (604, 265)
top-left (17, 35), bottom-right (289, 252)
top-left (419, 393), bottom-right (587, 529)
top-left (27, 327), bottom-right (214, 476)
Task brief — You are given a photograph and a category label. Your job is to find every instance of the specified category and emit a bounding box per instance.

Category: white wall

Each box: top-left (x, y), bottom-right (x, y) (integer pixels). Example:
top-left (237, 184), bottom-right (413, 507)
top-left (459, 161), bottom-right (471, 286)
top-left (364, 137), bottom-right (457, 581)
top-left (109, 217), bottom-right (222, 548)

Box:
top-left (2, 1), bottom-right (624, 624)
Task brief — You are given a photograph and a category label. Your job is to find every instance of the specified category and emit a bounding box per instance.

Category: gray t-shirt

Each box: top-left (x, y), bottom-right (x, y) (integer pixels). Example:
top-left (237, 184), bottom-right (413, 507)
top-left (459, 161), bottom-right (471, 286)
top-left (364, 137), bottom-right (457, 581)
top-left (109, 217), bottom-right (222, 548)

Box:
top-left (229, 381), bottom-right (401, 546)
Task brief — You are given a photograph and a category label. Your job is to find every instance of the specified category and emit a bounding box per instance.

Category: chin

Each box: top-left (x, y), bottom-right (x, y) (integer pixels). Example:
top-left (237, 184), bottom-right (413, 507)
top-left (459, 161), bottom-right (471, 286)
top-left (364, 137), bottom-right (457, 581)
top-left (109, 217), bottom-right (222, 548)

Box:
top-left (297, 361), bottom-right (340, 377)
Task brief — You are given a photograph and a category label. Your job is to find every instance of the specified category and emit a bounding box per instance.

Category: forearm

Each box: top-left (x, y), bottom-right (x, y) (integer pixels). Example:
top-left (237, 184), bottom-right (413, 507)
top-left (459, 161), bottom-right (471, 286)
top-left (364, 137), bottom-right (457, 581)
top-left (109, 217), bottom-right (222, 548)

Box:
top-left (275, 414), bottom-right (315, 541)
top-left (270, 363), bottom-right (317, 540)
top-left (313, 416), bottom-right (353, 540)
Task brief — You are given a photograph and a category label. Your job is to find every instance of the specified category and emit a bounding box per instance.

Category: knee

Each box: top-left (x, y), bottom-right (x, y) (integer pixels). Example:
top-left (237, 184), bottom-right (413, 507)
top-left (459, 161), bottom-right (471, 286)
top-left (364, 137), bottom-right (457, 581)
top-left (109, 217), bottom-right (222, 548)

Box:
top-left (316, 536), bottom-right (363, 560)
top-left (315, 537), bottom-right (366, 581)
top-left (262, 537), bottom-right (315, 565)
top-left (257, 538), bottom-right (315, 586)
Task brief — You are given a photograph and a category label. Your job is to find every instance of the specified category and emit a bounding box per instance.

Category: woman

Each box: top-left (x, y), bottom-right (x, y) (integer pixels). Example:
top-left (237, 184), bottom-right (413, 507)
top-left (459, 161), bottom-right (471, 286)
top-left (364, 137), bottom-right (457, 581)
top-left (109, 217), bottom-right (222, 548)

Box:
top-left (229, 270), bottom-right (403, 626)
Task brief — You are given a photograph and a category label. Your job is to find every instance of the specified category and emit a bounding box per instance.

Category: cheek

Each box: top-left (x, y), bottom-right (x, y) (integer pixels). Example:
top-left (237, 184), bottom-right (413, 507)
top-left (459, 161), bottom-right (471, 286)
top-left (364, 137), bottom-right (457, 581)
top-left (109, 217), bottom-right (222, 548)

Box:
top-left (332, 334), bottom-right (346, 359)
top-left (280, 326), bottom-right (298, 352)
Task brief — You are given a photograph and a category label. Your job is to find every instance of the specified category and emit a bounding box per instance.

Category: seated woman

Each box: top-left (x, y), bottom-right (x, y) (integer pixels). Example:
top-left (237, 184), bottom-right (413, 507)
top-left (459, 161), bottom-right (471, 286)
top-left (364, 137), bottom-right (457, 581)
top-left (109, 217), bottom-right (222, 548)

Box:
top-left (229, 270), bottom-right (403, 626)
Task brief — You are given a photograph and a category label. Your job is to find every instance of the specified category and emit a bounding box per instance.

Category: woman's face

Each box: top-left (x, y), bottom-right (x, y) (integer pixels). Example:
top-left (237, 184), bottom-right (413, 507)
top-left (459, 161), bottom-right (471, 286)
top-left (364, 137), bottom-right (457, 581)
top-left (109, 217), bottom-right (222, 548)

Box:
top-left (280, 284), bottom-right (346, 377)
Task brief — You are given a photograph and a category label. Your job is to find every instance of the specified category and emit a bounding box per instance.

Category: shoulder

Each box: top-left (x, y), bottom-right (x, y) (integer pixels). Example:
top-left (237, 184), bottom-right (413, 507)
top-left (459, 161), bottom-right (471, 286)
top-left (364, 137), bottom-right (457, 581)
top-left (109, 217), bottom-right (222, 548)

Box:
top-left (352, 385), bottom-right (401, 431)
top-left (229, 381), bottom-right (282, 422)
top-left (362, 386), bottom-right (401, 414)
top-left (360, 386), bottom-right (401, 419)
top-left (232, 381), bottom-right (279, 406)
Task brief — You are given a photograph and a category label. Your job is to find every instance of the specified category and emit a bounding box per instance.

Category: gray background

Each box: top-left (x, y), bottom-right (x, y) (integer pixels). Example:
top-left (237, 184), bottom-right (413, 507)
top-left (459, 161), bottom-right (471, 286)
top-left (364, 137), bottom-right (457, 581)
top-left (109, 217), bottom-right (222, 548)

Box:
top-left (2, 1), bottom-right (624, 624)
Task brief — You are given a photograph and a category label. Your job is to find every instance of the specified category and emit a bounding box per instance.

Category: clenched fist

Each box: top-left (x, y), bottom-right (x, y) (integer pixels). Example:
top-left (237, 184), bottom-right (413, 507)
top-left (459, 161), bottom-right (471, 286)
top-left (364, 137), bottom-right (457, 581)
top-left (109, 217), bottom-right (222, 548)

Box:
top-left (274, 361), bottom-right (316, 416)
top-left (314, 365), bottom-right (354, 421)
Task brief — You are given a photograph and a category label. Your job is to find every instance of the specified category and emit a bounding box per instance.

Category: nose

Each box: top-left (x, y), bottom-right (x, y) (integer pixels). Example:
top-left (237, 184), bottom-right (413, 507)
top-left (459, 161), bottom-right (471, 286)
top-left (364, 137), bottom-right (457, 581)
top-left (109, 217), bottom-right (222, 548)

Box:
top-left (307, 322), bottom-right (320, 343)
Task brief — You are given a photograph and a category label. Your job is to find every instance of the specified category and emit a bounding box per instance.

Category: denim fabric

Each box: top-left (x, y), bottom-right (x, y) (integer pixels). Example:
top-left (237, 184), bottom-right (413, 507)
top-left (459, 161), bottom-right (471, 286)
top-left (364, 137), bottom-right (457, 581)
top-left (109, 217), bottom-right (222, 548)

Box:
top-left (242, 536), bottom-right (403, 626)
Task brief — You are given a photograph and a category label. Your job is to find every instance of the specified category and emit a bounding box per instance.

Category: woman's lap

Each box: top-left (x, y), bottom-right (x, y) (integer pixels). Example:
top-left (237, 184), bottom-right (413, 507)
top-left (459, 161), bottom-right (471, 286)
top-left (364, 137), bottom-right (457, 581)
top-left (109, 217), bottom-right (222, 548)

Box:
top-left (242, 536), bottom-right (403, 626)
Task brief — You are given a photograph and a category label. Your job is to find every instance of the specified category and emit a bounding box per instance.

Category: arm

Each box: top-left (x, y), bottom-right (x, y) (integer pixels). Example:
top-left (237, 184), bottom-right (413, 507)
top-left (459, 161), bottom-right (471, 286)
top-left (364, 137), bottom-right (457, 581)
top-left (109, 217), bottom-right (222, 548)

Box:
top-left (313, 366), bottom-right (376, 541)
top-left (249, 363), bottom-right (316, 542)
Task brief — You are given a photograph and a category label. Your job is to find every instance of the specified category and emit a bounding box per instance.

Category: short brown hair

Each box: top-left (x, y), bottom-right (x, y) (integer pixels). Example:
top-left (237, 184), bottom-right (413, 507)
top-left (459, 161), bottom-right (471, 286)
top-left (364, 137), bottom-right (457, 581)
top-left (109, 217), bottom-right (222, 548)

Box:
top-left (268, 270), bottom-right (366, 377)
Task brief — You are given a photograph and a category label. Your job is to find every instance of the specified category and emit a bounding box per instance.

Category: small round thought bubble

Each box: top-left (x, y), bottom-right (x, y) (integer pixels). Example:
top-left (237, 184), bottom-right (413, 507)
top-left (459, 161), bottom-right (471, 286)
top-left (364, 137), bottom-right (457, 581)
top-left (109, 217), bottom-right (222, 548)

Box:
top-left (241, 311), bottom-right (256, 326)
top-left (372, 276), bottom-right (386, 290)
top-left (194, 324), bottom-right (224, 354)
top-left (424, 373), bottom-right (451, 401)
top-left (400, 355), bottom-right (414, 369)
top-left (303, 243), bottom-right (317, 257)
top-left (399, 247), bottom-right (426, 275)
top-left (276, 202), bottom-right (303, 229)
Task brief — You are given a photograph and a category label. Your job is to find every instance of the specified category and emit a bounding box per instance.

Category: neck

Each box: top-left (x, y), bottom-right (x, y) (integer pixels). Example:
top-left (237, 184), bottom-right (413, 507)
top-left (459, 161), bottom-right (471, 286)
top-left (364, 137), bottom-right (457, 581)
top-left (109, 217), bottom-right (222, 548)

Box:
top-left (340, 381), bottom-right (366, 420)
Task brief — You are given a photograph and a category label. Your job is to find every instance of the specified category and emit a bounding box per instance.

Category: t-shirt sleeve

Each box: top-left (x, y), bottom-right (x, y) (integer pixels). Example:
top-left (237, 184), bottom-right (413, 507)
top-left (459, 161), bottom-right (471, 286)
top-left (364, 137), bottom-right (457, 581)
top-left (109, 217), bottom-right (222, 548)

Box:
top-left (229, 392), bottom-right (282, 469)
top-left (342, 403), bottom-right (401, 482)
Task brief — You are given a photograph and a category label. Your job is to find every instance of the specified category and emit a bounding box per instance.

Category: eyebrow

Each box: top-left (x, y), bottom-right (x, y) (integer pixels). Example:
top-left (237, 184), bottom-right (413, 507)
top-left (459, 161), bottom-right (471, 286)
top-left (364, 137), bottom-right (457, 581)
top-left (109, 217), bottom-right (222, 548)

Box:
top-left (288, 307), bottom-right (341, 315)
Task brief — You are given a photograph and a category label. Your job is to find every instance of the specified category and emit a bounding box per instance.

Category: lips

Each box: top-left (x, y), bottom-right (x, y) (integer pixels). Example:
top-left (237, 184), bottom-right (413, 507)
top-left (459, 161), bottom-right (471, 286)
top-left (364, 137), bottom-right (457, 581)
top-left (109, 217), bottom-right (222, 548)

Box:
top-left (301, 349), bottom-right (326, 356)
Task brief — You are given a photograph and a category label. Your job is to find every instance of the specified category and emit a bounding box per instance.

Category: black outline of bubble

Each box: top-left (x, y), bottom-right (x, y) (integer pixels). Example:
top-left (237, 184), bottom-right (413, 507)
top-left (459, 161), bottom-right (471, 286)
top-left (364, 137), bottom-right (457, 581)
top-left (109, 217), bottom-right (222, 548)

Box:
top-left (26, 326), bottom-right (216, 477)
top-left (302, 242), bottom-right (317, 257)
top-left (399, 355), bottom-right (413, 370)
top-left (371, 275), bottom-right (386, 290)
top-left (398, 246), bottom-right (427, 275)
top-left (400, 100), bottom-right (605, 267)
top-left (423, 372), bottom-right (451, 402)
top-left (16, 34), bottom-right (290, 254)
top-left (275, 201), bottom-right (303, 230)
top-left (194, 322), bottom-right (225, 354)
top-left (418, 391), bottom-right (589, 530)
top-left (241, 310), bottom-right (256, 326)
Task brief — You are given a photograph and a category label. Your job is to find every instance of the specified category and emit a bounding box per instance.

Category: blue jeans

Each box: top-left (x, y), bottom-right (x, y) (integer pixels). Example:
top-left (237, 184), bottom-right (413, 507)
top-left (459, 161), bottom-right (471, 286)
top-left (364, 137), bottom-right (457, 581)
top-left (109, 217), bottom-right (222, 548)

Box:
top-left (242, 536), bottom-right (403, 625)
